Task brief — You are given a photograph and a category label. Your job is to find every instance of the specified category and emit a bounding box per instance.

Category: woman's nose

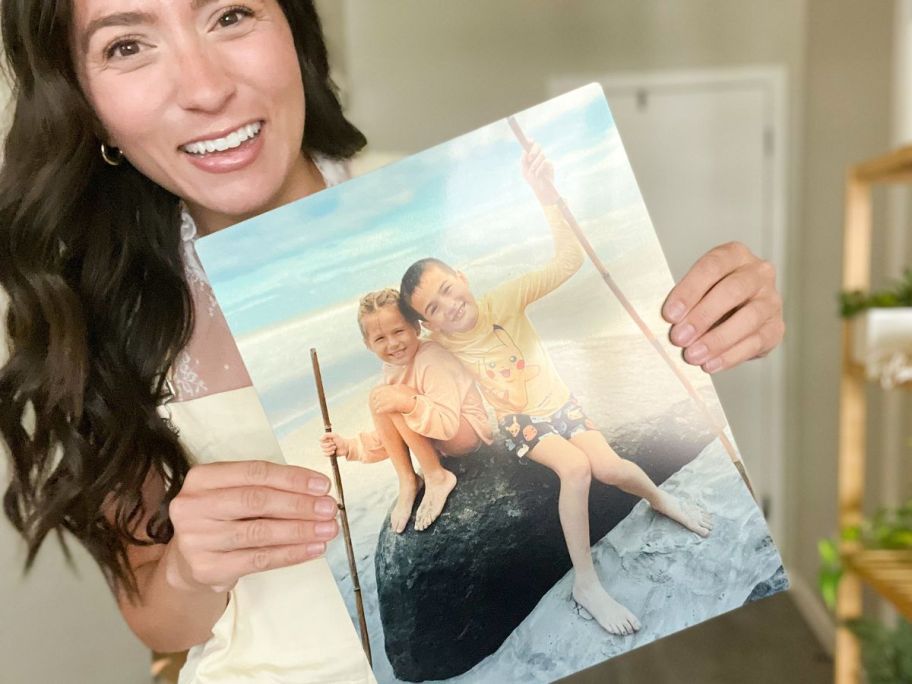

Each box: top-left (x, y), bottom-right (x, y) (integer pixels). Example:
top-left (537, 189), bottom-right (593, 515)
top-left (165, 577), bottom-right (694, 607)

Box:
top-left (174, 43), bottom-right (237, 113)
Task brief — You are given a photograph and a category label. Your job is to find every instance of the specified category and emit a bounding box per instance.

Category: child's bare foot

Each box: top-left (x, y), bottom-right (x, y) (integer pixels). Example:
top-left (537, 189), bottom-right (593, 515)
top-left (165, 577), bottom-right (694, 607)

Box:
top-left (391, 476), bottom-right (420, 534)
top-left (414, 469), bottom-right (457, 531)
top-left (572, 580), bottom-right (641, 636)
top-left (652, 492), bottom-right (713, 537)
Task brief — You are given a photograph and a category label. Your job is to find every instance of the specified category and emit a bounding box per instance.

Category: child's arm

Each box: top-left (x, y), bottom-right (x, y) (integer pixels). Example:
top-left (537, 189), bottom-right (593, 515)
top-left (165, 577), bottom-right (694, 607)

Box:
top-left (491, 145), bottom-right (584, 312)
top-left (319, 431), bottom-right (388, 464)
top-left (396, 344), bottom-right (471, 442)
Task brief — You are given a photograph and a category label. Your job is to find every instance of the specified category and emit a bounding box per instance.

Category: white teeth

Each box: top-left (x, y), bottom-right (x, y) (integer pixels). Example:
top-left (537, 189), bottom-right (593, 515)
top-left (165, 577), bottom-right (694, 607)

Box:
top-left (182, 121), bottom-right (262, 155)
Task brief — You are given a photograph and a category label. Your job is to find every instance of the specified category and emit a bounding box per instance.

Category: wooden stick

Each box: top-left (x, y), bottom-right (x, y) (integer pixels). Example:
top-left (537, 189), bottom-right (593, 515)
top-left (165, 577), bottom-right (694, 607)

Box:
top-left (506, 116), bottom-right (755, 498)
top-left (310, 348), bottom-right (373, 665)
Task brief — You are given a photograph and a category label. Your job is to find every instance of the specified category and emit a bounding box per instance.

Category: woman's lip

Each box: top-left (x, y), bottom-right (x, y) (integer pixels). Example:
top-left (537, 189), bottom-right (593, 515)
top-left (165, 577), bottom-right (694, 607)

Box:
top-left (183, 125), bottom-right (265, 174)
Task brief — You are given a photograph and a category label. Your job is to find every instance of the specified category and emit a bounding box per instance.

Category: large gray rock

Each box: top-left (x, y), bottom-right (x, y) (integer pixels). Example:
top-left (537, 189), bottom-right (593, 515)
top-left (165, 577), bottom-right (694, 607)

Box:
top-left (375, 402), bottom-right (718, 682)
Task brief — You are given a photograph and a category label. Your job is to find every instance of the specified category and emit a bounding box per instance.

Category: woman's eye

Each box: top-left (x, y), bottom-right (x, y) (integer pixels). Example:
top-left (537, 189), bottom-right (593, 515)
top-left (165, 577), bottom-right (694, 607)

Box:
top-left (105, 40), bottom-right (141, 60)
top-left (218, 7), bottom-right (254, 28)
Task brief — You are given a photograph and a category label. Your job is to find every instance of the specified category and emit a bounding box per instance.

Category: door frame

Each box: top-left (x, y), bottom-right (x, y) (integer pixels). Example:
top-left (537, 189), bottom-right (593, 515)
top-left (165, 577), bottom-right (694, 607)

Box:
top-left (549, 67), bottom-right (788, 547)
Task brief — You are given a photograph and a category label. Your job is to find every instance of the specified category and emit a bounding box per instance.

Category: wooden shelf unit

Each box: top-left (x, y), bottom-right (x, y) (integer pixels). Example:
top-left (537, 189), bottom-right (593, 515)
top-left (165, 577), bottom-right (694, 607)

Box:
top-left (836, 145), bottom-right (912, 684)
top-left (843, 550), bottom-right (912, 620)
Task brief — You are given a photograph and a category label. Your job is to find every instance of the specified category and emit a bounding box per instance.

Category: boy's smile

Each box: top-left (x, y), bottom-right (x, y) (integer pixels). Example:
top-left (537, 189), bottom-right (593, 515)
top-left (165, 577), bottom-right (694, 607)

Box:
top-left (410, 265), bottom-right (479, 334)
top-left (362, 305), bottom-right (422, 367)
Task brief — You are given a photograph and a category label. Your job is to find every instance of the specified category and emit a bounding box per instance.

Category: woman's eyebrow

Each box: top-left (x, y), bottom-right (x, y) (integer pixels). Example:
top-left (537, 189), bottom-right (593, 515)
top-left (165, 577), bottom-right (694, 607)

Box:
top-left (79, 0), bottom-right (220, 54)
top-left (80, 10), bottom-right (156, 54)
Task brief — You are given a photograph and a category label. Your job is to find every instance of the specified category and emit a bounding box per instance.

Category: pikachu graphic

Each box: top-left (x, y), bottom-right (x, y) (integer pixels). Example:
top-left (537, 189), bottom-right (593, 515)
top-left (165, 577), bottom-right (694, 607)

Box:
top-left (474, 325), bottom-right (540, 413)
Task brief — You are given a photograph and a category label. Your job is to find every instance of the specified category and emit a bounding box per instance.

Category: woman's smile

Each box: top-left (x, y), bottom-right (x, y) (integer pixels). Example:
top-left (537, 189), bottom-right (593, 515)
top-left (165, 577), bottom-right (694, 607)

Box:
top-left (180, 119), bottom-right (266, 173)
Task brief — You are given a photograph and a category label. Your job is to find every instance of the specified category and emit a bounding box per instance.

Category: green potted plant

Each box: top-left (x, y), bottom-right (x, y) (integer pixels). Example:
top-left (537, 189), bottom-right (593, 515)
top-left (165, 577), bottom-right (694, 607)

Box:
top-left (819, 499), bottom-right (912, 683)
top-left (842, 618), bottom-right (912, 684)
top-left (841, 270), bottom-right (912, 388)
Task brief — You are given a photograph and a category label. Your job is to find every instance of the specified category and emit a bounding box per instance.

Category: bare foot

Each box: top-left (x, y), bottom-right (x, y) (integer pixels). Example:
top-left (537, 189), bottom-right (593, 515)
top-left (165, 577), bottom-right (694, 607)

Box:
top-left (414, 470), bottom-right (457, 531)
top-left (652, 492), bottom-right (713, 537)
top-left (572, 580), bottom-right (641, 636)
top-left (391, 476), bottom-right (419, 534)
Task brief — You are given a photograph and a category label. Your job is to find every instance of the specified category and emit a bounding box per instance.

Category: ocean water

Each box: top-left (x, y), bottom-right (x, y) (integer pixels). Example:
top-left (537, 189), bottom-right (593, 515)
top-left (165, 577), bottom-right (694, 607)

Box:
top-left (246, 227), bottom-right (686, 441)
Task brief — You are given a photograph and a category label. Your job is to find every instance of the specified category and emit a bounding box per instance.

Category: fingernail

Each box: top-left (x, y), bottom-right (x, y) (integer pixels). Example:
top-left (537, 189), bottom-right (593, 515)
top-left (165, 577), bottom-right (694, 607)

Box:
top-left (307, 542), bottom-right (326, 556)
top-left (672, 323), bottom-right (696, 346)
top-left (315, 498), bottom-right (337, 516)
top-left (308, 477), bottom-right (330, 495)
top-left (687, 343), bottom-right (709, 364)
top-left (315, 521), bottom-right (337, 539)
top-left (704, 358), bottom-right (723, 373)
top-left (666, 301), bottom-right (685, 322)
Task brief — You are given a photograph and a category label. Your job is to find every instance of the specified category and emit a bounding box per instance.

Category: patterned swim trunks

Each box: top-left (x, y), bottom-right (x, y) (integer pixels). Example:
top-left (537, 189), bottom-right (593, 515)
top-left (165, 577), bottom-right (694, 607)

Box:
top-left (498, 395), bottom-right (597, 459)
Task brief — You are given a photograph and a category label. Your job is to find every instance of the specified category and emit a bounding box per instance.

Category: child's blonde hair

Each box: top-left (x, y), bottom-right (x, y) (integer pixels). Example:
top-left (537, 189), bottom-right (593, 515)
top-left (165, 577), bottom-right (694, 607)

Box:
top-left (357, 288), bottom-right (407, 337)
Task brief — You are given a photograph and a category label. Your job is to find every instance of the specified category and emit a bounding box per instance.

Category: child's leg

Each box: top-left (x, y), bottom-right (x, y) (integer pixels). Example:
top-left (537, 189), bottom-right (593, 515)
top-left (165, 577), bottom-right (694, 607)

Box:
top-left (438, 415), bottom-right (482, 456)
top-left (371, 410), bottom-right (421, 534)
top-left (386, 413), bottom-right (457, 531)
top-left (527, 435), bottom-right (640, 636)
top-left (570, 430), bottom-right (713, 537)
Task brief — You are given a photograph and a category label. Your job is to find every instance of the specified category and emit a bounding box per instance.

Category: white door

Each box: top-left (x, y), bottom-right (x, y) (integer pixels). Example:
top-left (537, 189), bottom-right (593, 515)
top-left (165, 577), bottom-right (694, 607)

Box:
top-left (554, 70), bottom-right (786, 541)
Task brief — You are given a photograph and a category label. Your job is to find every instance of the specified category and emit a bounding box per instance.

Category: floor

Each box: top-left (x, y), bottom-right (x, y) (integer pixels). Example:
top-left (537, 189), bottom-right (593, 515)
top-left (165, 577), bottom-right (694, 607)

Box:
top-left (561, 593), bottom-right (833, 683)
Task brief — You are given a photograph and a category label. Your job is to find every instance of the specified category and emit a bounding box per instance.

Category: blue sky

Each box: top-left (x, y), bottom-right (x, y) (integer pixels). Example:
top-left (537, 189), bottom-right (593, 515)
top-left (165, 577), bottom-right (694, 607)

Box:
top-left (197, 84), bottom-right (644, 338)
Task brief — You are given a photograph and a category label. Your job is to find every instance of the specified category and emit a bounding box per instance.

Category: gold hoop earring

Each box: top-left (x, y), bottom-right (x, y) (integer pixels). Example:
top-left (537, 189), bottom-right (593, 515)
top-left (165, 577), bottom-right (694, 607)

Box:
top-left (100, 142), bottom-right (124, 167)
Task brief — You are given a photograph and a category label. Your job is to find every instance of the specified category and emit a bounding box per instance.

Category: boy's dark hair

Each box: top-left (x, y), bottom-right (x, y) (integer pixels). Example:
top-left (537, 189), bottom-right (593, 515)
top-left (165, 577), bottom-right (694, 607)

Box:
top-left (399, 258), bottom-right (457, 322)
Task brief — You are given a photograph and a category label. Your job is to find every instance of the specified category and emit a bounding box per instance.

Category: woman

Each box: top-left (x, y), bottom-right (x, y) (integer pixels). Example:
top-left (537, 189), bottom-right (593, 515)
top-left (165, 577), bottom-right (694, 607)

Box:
top-left (0, 0), bottom-right (785, 681)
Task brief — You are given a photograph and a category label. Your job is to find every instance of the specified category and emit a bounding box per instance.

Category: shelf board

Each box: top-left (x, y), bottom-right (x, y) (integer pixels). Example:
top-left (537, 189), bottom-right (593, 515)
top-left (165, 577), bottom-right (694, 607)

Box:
top-left (842, 360), bottom-right (912, 390)
top-left (853, 145), bottom-right (912, 183)
top-left (843, 549), bottom-right (912, 620)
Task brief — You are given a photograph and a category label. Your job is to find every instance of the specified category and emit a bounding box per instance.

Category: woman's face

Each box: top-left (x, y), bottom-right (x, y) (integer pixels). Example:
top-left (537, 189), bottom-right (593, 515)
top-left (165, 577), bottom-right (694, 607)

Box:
top-left (73, 0), bottom-right (311, 232)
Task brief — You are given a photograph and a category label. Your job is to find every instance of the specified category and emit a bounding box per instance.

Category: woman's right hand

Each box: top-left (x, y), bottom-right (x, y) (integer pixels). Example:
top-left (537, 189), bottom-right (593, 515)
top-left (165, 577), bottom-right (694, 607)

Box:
top-left (164, 460), bottom-right (339, 593)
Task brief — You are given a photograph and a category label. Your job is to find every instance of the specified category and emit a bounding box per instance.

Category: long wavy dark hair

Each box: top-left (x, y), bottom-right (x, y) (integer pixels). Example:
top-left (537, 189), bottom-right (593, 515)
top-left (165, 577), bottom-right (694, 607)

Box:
top-left (0, 0), bottom-right (365, 597)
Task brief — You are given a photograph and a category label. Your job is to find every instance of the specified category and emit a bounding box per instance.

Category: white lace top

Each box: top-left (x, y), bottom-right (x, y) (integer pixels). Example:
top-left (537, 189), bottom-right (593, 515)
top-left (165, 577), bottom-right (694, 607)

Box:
top-left (168, 157), bottom-right (375, 684)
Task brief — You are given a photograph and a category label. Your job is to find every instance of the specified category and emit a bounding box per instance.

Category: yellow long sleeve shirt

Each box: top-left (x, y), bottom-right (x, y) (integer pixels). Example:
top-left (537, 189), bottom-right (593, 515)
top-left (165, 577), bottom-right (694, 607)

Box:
top-left (432, 203), bottom-right (584, 418)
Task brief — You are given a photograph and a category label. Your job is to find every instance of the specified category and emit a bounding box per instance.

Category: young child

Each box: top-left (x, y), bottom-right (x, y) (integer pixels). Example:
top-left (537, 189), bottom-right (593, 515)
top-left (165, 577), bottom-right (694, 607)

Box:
top-left (320, 289), bottom-right (493, 534)
top-left (399, 144), bottom-right (713, 636)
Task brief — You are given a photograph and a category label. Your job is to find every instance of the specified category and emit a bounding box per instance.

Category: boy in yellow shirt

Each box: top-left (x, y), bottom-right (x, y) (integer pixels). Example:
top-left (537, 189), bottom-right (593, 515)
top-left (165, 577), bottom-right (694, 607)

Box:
top-left (400, 144), bottom-right (712, 636)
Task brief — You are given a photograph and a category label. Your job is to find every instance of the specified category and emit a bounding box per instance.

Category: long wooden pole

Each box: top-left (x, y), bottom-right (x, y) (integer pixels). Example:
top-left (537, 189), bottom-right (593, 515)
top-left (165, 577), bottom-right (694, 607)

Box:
top-left (507, 116), bottom-right (755, 497)
top-left (310, 348), bottom-right (373, 665)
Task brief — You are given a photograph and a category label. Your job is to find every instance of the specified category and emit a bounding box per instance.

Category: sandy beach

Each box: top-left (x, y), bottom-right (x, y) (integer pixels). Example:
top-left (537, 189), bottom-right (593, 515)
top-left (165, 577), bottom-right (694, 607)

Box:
top-left (427, 438), bottom-right (784, 684)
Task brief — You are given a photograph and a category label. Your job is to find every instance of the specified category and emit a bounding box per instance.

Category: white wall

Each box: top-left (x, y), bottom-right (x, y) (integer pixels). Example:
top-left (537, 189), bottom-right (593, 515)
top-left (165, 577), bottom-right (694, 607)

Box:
top-left (793, 0), bottom-right (895, 615)
top-left (330, 0), bottom-right (807, 155)
top-left (0, 465), bottom-right (151, 682)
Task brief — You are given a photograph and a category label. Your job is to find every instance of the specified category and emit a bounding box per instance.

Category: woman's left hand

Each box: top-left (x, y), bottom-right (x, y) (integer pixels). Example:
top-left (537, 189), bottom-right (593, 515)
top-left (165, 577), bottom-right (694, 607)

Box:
top-left (662, 242), bottom-right (784, 373)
